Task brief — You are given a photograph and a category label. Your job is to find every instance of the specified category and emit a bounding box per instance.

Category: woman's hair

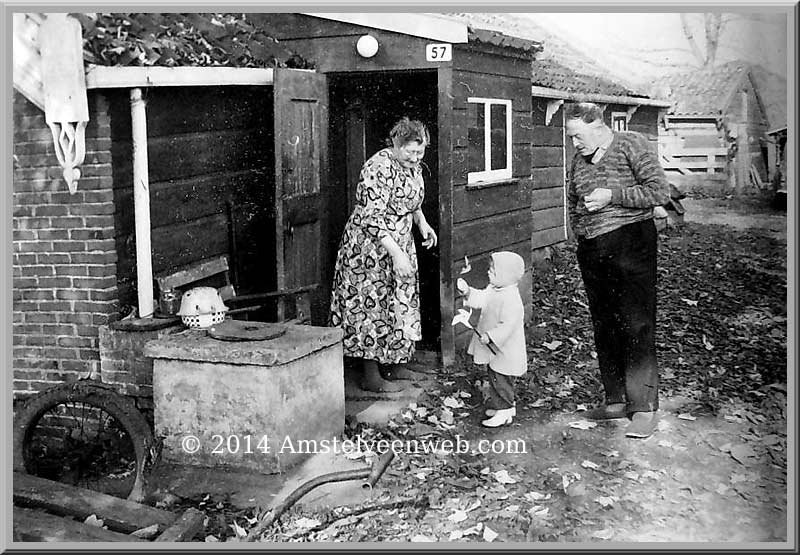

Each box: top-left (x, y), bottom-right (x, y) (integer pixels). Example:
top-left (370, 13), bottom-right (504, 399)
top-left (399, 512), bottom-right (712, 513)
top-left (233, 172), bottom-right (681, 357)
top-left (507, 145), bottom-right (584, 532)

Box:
top-left (564, 102), bottom-right (604, 124)
top-left (388, 117), bottom-right (429, 148)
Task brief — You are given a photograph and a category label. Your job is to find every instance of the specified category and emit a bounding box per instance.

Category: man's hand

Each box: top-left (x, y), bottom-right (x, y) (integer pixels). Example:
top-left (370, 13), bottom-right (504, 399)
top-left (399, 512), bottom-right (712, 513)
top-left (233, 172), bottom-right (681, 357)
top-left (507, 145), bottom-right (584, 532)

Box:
top-left (456, 278), bottom-right (469, 295)
top-left (584, 188), bottom-right (613, 212)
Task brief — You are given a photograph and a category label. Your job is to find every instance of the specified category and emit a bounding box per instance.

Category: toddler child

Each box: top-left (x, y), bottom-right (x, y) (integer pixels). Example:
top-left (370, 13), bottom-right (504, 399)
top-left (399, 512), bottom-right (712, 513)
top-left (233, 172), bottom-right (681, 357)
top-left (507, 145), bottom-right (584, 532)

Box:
top-left (457, 251), bottom-right (528, 427)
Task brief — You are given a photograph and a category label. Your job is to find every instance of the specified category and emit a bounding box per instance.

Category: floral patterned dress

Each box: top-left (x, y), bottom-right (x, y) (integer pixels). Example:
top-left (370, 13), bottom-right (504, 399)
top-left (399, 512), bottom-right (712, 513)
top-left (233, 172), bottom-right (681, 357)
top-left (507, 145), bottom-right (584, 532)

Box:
top-left (329, 148), bottom-right (424, 364)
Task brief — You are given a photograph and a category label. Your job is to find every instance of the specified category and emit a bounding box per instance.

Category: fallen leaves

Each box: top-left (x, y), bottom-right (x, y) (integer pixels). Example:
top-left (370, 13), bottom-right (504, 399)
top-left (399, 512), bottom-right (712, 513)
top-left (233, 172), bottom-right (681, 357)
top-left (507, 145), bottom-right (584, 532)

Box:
top-left (543, 340), bottom-right (563, 351)
top-left (492, 470), bottom-right (518, 485)
top-left (569, 420), bottom-right (598, 430)
top-left (729, 444), bottom-right (758, 466)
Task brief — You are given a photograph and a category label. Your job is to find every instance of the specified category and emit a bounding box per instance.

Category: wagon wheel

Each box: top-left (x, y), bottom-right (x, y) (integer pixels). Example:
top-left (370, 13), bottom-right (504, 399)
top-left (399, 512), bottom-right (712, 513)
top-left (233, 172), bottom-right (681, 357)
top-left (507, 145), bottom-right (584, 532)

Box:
top-left (13, 380), bottom-right (157, 503)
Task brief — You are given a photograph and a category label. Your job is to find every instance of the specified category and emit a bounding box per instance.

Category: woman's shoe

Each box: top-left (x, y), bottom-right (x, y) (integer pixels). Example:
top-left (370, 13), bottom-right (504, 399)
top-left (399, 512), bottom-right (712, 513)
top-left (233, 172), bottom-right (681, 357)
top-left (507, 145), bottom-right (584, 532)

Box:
top-left (381, 364), bottom-right (423, 382)
top-left (481, 408), bottom-right (514, 427)
top-left (485, 406), bottom-right (516, 417)
top-left (361, 360), bottom-right (406, 393)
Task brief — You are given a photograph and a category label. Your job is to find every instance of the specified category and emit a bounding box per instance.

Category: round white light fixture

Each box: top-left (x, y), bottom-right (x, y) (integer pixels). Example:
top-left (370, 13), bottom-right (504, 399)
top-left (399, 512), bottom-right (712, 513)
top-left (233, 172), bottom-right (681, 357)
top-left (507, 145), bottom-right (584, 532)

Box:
top-left (356, 34), bottom-right (379, 58)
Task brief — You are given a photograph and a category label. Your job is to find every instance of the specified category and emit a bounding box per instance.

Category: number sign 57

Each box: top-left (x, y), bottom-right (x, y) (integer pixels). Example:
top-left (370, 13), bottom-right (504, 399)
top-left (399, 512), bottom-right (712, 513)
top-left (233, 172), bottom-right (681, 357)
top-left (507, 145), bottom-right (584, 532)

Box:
top-left (426, 43), bottom-right (452, 62)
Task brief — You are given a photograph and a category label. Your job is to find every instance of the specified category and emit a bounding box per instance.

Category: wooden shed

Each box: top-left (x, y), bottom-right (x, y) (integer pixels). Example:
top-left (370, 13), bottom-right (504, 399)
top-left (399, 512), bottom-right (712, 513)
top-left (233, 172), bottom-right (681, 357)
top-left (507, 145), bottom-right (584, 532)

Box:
top-left (13, 11), bottom-right (547, 402)
top-left (444, 12), bottom-right (670, 248)
top-left (651, 61), bottom-right (771, 194)
top-left (245, 13), bottom-right (543, 364)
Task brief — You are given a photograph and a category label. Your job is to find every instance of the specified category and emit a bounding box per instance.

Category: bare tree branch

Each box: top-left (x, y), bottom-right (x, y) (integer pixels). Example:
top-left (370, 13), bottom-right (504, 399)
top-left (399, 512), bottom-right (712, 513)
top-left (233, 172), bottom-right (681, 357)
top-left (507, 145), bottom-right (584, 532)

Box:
top-left (680, 13), bottom-right (706, 66)
top-left (703, 13), bottom-right (723, 66)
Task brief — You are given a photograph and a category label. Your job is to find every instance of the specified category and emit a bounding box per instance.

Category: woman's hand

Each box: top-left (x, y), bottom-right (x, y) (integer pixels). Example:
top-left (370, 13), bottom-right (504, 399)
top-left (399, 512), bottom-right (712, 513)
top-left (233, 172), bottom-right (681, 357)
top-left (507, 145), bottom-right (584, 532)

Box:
top-left (479, 332), bottom-right (492, 345)
top-left (418, 220), bottom-right (438, 249)
top-left (392, 251), bottom-right (414, 278)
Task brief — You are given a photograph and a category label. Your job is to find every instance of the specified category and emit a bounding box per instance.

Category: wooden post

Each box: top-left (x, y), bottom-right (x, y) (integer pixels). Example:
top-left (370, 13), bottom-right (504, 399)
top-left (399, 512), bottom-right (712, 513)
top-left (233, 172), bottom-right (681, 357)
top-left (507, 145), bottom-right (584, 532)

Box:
top-left (131, 88), bottom-right (155, 318)
top-left (735, 91), bottom-right (749, 196)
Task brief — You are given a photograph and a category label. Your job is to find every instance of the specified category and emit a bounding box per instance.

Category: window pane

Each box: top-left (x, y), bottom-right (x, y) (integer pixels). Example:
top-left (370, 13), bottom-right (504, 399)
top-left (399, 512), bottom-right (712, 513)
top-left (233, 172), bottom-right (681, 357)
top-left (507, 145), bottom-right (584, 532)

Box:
top-left (468, 102), bottom-right (485, 173)
top-left (490, 103), bottom-right (507, 171)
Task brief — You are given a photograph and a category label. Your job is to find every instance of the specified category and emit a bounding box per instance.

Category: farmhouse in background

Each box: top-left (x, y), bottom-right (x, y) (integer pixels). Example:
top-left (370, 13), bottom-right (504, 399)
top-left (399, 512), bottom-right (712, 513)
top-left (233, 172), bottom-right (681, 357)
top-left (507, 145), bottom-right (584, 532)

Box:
top-left (650, 61), bottom-right (772, 195)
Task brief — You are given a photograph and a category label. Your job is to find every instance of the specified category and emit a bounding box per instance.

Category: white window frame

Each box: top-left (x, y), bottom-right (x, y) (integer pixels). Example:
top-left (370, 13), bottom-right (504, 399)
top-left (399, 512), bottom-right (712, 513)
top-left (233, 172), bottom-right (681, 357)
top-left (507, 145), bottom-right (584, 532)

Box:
top-left (611, 111), bottom-right (628, 131)
top-left (467, 97), bottom-right (513, 184)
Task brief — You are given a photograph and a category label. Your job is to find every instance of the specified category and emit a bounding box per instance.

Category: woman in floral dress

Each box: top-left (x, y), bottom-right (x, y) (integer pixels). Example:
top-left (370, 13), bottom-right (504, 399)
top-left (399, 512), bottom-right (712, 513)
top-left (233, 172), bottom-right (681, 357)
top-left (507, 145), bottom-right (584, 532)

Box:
top-left (330, 118), bottom-right (438, 392)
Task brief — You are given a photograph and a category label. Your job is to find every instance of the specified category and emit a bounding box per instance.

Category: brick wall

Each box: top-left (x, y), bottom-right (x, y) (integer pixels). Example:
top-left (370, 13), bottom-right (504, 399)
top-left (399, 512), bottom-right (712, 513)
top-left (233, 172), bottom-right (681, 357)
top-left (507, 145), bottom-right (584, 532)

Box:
top-left (98, 323), bottom-right (182, 422)
top-left (12, 90), bottom-right (120, 399)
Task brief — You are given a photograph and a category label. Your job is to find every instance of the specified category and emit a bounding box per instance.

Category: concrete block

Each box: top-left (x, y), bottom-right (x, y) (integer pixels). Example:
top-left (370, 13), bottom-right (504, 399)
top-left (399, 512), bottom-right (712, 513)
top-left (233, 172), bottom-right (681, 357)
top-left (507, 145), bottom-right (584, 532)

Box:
top-left (147, 325), bottom-right (344, 475)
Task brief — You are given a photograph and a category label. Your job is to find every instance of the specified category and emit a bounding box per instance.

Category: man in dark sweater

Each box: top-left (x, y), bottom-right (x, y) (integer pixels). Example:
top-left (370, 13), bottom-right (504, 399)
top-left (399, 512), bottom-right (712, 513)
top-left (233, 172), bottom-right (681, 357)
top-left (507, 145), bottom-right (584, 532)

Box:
top-left (565, 102), bottom-right (671, 439)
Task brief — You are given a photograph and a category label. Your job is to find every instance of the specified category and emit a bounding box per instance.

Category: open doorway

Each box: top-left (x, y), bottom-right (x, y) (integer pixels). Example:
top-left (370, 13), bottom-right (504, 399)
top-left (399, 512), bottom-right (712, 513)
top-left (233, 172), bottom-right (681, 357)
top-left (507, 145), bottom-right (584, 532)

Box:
top-left (327, 70), bottom-right (441, 352)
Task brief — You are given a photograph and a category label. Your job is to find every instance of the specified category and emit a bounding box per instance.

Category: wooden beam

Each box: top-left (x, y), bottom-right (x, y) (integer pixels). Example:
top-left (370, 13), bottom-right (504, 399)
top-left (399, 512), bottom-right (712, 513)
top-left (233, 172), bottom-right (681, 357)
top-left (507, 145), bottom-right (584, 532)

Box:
top-left (531, 85), bottom-right (671, 108)
top-left (13, 507), bottom-right (146, 542)
top-left (13, 472), bottom-right (175, 535)
top-left (154, 508), bottom-right (205, 542)
top-left (302, 12), bottom-right (468, 43)
top-left (85, 65), bottom-right (275, 89)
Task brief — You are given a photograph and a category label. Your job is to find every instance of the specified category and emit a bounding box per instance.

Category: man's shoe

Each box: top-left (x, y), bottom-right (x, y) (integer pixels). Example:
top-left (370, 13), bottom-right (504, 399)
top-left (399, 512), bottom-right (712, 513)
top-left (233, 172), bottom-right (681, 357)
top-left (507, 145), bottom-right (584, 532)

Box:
top-left (582, 405), bottom-right (627, 420)
top-left (485, 406), bottom-right (516, 417)
top-left (625, 411), bottom-right (658, 438)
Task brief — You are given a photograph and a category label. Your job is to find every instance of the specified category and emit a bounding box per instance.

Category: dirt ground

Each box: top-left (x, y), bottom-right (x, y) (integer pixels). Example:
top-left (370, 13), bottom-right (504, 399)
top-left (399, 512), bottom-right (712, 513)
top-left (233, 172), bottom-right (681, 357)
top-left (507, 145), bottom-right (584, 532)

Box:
top-left (171, 194), bottom-right (790, 545)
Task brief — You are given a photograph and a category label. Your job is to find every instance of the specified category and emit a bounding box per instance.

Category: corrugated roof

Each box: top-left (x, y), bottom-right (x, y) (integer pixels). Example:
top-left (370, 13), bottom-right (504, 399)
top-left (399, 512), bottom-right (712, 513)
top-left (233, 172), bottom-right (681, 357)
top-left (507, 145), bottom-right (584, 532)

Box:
top-left (650, 61), bottom-right (751, 117)
top-left (442, 12), bottom-right (648, 98)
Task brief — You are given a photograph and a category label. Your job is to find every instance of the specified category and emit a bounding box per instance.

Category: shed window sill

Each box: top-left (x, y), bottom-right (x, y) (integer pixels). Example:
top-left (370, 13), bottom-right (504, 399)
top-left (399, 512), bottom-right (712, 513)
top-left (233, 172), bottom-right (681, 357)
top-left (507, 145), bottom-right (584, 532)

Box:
top-left (466, 177), bottom-right (519, 190)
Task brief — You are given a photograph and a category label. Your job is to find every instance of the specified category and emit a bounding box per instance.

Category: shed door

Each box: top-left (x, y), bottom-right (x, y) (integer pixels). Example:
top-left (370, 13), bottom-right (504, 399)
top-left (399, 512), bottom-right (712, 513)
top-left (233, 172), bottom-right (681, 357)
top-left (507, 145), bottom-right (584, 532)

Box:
top-left (274, 68), bottom-right (329, 323)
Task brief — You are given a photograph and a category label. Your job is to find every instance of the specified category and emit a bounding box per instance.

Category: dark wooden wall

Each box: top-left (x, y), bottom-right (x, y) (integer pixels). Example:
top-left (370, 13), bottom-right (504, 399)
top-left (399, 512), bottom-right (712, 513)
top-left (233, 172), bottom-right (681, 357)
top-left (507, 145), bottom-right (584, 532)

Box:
top-left (248, 13), bottom-right (435, 72)
top-left (446, 47), bottom-right (534, 349)
top-left (107, 86), bottom-right (276, 308)
top-left (531, 98), bottom-right (567, 250)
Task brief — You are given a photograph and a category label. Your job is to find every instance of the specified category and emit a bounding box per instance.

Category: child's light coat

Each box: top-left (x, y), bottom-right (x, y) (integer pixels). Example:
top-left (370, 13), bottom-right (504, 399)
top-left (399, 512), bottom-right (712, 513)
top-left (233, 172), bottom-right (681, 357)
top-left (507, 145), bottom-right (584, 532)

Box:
top-left (464, 253), bottom-right (528, 376)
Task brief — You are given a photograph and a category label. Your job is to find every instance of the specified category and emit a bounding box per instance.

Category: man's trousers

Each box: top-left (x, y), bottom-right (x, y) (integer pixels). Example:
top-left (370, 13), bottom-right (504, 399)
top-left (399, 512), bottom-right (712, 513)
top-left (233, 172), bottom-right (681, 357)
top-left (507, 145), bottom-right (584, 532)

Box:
top-left (576, 218), bottom-right (659, 413)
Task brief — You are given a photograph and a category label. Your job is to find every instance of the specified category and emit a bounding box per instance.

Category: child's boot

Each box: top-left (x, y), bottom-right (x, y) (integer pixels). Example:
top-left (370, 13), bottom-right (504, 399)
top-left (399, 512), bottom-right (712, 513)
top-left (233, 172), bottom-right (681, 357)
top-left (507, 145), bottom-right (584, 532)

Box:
top-left (481, 407), bottom-right (514, 427)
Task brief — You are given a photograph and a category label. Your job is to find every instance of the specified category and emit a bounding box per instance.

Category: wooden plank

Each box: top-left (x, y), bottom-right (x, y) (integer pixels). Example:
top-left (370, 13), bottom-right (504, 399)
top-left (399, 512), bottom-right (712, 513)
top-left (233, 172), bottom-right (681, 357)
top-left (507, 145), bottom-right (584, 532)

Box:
top-left (156, 255), bottom-right (229, 291)
top-left (451, 71), bottom-right (531, 107)
top-left (661, 159), bottom-right (726, 170)
top-left (450, 238), bottom-right (529, 278)
top-left (14, 507), bottom-right (147, 542)
top-left (85, 65), bottom-right (274, 89)
top-left (277, 32), bottom-right (437, 72)
top-left (532, 187), bottom-right (564, 210)
top-left (117, 212), bottom-right (230, 277)
top-left (154, 508), bottom-right (205, 542)
top-left (532, 167), bottom-right (565, 190)
top-left (532, 147), bottom-right (564, 169)
top-left (144, 87), bottom-right (273, 137)
top-left (452, 178), bottom-right (533, 224)
top-left (452, 108), bottom-right (533, 149)
top-left (438, 65), bottom-right (456, 367)
top-left (670, 147), bottom-right (728, 156)
top-left (452, 209), bottom-right (531, 259)
top-left (532, 124), bottom-right (564, 146)
top-left (532, 226), bottom-right (567, 250)
top-left (533, 206), bottom-right (565, 230)
top-left (112, 128), bottom-right (271, 185)
top-left (453, 50), bottom-right (534, 84)
top-left (13, 472), bottom-right (175, 535)
top-left (114, 169), bottom-right (268, 229)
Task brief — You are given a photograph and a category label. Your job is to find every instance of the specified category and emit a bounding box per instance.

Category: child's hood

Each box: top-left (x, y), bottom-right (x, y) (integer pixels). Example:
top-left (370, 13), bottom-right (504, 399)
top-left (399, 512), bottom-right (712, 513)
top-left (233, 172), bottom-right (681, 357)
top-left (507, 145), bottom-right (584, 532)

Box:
top-left (491, 251), bottom-right (525, 288)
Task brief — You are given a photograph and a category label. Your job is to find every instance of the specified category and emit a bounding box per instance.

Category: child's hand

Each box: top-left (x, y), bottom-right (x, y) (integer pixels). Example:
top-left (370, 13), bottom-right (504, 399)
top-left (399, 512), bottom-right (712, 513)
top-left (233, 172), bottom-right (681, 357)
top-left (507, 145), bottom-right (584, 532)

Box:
top-left (456, 278), bottom-right (469, 295)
